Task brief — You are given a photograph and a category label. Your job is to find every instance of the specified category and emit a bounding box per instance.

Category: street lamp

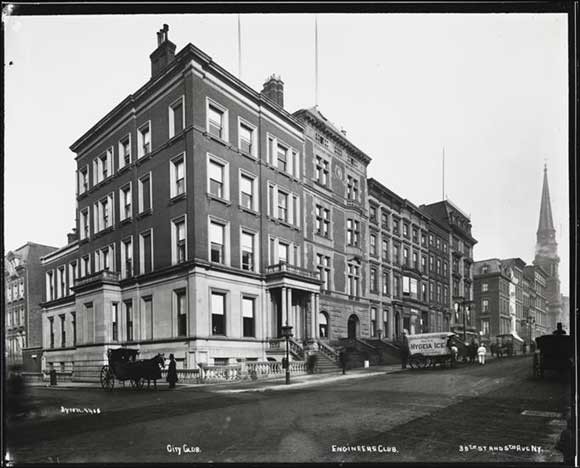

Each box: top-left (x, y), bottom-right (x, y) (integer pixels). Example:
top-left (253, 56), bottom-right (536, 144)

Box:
top-left (280, 325), bottom-right (293, 385)
top-left (453, 296), bottom-right (474, 343)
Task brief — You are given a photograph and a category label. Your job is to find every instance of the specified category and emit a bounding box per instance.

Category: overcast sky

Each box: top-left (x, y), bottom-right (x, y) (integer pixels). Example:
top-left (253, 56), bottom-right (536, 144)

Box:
top-left (4, 13), bottom-right (569, 295)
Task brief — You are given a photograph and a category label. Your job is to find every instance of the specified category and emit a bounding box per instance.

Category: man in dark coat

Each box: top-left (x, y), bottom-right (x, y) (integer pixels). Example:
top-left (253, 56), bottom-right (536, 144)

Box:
top-left (338, 350), bottom-right (347, 375)
top-left (400, 334), bottom-right (410, 369)
top-left (166, 354), bottom-right (178, 389)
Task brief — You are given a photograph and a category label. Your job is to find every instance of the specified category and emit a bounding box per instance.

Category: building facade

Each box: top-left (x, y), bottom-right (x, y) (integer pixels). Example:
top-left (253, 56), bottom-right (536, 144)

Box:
top-left (421, 200), bottom-right (477, 338)
top-left (294, 108), bottom-right (372, 343)
top-left (533, 165), bottom-right (562, 331)
top-left (4, 242), bottom-right (57, 371)
top-left (41, 27), bottom-right (324, 375)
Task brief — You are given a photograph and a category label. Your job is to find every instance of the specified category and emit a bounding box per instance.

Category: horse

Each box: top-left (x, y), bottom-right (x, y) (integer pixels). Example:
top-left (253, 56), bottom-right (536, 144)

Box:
top-left (134, 353), bottom-right (165, 390)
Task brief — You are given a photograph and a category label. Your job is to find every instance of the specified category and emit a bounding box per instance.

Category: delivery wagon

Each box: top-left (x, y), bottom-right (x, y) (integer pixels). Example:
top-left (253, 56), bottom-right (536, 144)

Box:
top-left (406, 332), bottom-right (457, 369)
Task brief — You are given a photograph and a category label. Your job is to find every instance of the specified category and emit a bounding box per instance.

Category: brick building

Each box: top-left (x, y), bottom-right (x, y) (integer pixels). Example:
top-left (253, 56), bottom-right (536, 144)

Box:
top-left (41, 26), bottom-right (325, 375)
top-left (421, 200), bottom-right (477, 338)
top-left (4, 242), bottom-right (57, 371)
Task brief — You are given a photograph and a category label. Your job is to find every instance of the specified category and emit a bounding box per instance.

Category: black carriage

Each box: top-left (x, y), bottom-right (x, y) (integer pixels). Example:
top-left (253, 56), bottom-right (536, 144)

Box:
top-left (100, 348), bottom-right (164, 391)
top-left (532, 334), bottom-right (573, 378)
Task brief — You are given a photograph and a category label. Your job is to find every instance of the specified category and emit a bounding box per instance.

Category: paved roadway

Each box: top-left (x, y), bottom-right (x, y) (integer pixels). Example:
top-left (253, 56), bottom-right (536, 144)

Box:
top-left (6, 356), bottom-right (571, 464)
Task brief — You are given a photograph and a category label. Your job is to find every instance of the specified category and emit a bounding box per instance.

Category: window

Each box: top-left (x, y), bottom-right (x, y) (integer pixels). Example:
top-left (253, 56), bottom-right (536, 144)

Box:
top-left (412, 228), bottom-right (418, 244)
top-left (277, 190), bottom-right (288, 222)
top-left (436, 259), bottom-right (441, 275)
top-left (140, 230), bottom-right (153, 274)
top-left (111, 303), bottom-right (119, 341)
top-left (421, 255), bottom-right (427, 273)
top-left (402, 277), bottom-right (418, 299)
top-left (482, 283), bottom-right (488, 292)
top-left (347, 219), bottom-right (360, 246)
top-left (120, 184), bottom-right (132, 221)
top-left (209, 221), bottom-right (225, 264)
top-left (49, 317), bottom-right (54, 348)
top-left (125, 301), bottom-right (133, 341)
top-left (119, 135), bottom-right (131, 168)
top-left (370, 206), bottom-right (377, 223)
top-left (142, 296), bottom-right (153, 340)
top-left (80, 208), bottom-right (90, 240)
top-left (242, 297), bottom-right (255, 337)
top-left (94, 148), bottom-right (113, 183)
top-left (394, 276), bottom-right (400, 298)
top-left (46, 271), bottom-right (54, 301)
top-left (429, 255), bottom-right (434, 272)
top-left (278, 242), bottom-right (290, 264)
top-left (138, 122), bottom-right (151, 158)
top-left (381, 240), bottom-right (389, 261)
top-left (403, 223), bottom-right (409, 238)
top-left (208, 157), bottom-right (226, 199)
top-left (169, 97), bottom-right (184, 138)
top-left (393, 244), bottom-right (400, 265)
top-left (316, 205), bottom-right (331, 237)
top-left (370, 308), bottom-right (377, 336)
top-left (240, 173), bottom-right (256, 211)
top-left (370, 234), bottom-right (377, 256)
top-left (393, 219), bottom-right (400, 236)
top-left (138, 174), bottom-right (152, 213)
top-left (58, 267), bottom-right (66, 298)
top-left (71, 312), bottom-right (76, 345)
top-left (422, 283), bottom-right (427, 302)
top-left (207, 101), bottom-right (227, 140)
top-left (172, 217), bottom-right (187, 264)
top-left (382, 271), bottom-right (389, 295)
top-left (121, 237), bottom-right (133, 278)
top-left (319, 312), bottom-right (328, 338)
top-left (443, 261), bottom-right (448, 277)
top-left (315, 156), bottom-right (329, 186)
top-left (482, 299), bottom-right (489, 313)
top-left (97, 194), bottom-right (114, 231)
top-left (346, 175), bottom-right (359, 200)
top-left (413, 252), bottom-right (418, 269)
top-left (211, 292), bottom-right (226, 335)
top-left (238, 120), bottom-right (256, 155)
top-left (79, 166), bottom-right (89, 194)
top-left (175, 290), bottom-right (187, 337)
top-left (170, 155), bottom-right (186, 197)
top-left (347, 261), bottom-right (360, 297)
top-left (60, 315), bottom-right (66, 347)
top-left (370, 268), bottom-right (378, 293)
top-left (68, 262), bottom-right (76, 295)
top-left (381, 211), bottom-right (389, 230)
top-left (481, 319), bottom-right (490, 336)
top-left (403, 248), bottom-right (409, 266)
top-left (81, 255), bottom-right (90, 277)
top-left (241, 231), bottom-right (255, 271)
top-left (277, 143), bottom-right (288, 173)
top-left (317, 254), bottom-right (331, 290)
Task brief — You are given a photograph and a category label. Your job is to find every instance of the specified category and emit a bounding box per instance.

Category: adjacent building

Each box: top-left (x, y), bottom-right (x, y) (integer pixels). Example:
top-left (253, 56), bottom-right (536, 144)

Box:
top-left (4, 242), bottom-right (58, 371)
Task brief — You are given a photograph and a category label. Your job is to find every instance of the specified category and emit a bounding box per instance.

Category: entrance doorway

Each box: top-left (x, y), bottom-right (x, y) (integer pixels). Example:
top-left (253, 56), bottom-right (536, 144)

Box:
top-left (347, 314), bottom-right (359, 339)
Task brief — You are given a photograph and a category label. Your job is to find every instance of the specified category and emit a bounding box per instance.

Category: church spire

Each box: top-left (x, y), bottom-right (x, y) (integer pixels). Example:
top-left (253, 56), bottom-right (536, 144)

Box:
top-left (537, 163), bottom-right (555, 235)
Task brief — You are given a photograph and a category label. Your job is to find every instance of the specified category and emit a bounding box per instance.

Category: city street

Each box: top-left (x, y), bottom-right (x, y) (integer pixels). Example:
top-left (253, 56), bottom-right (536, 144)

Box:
top-left (6, 356), bottom-right (570, 464)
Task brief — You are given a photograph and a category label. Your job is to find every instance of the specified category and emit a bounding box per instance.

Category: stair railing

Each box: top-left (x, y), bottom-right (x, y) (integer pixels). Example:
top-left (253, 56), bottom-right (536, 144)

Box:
top-left (317, 340), bottom-right (339, 362)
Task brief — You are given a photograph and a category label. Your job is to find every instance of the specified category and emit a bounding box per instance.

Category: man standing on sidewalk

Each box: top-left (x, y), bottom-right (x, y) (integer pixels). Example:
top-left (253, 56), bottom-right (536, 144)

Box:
top-left (339, 350), bottom-right (346, 375)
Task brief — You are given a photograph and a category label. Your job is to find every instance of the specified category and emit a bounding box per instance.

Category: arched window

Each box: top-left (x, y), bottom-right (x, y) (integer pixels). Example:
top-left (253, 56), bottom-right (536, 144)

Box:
top-left (319, 312), bottom-right (329, 338)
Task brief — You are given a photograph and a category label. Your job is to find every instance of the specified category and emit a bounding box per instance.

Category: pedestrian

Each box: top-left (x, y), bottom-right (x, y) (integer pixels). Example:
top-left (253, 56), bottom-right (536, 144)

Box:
top-left (339, 350), bottom-right (347, 375)
top-left (477, 343), bottom-right (487, 365)
top-left (400, 333), bottom-right (410, 369)
top-left (166, 353), bottom-right (178, 389)
top-left (490, 342), bottom-right (496, 358)
top-left (469, 339), bottom-right (477, 364)
top-left (522, 342), bottom-right (528, 355)
top-left (553, 322), bottom-right (566, 336)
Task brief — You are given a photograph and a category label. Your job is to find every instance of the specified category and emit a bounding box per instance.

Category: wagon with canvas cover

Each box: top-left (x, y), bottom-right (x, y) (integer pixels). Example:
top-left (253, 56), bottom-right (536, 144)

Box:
top-left (406, 332), bottom-right (457, 369)
top-left (100, 348), bottom-right (165, 391)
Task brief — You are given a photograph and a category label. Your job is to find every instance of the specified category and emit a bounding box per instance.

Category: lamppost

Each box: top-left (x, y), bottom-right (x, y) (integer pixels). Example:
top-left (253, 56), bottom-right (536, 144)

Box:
top-left (453, 296), bottom-right (474, 343)
top-left (281, 325), bottom-right (293, 385)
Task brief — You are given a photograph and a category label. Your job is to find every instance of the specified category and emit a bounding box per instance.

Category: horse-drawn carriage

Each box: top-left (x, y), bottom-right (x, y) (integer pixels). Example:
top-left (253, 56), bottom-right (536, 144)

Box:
top-left (407, 332), bottom-right (457, 369)
top-left (532, 334), bottom-right (573, 378)
top-left (100, 348), bottom-right (165, 391)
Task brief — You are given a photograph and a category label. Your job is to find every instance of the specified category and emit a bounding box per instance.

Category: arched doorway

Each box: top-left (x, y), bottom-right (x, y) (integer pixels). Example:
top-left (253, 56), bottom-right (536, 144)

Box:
top-left (319, 311), bottom-right (329, 338)
top-left (347, 314), bottom-right (359, 339)
top-left (394, 311), bottom-right (400, 338)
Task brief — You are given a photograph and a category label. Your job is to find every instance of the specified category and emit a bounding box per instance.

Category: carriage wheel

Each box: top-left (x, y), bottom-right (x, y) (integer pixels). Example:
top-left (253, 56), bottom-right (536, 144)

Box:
top-left (100, 366), bottom-right (114, 391)
top-left (417, 356), bottom-right (428, 369)
top-left (132, 378), bottom-right (145, 390)
top-left (408, 356), bottom-right (416, 369)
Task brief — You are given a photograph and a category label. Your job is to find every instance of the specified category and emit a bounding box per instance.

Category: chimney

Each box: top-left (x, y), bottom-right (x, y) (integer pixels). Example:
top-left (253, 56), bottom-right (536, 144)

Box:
top-left (261, 75), bottom-right (284, 108)
top-left (67, 228), bottom-right (78, 245)
top-left (150, 24), bottom-right (176, 79)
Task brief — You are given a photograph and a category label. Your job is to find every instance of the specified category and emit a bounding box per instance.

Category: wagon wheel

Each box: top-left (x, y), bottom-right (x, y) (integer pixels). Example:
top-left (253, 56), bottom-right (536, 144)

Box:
top-left (408, 355), bottom-right (416, 369)
top-left (417, 355), bottom-right (428, 369)
top-left (100, 365), bottom-right (114, 391)
top-left (131, 378), bottom-right (145, 390)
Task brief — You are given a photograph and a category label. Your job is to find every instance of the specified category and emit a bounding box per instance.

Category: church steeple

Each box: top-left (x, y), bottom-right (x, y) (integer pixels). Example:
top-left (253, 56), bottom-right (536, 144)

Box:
top-left (537, 163), bottom-right (555, 235)
top-left (535, 163), bottom-right (558, 258)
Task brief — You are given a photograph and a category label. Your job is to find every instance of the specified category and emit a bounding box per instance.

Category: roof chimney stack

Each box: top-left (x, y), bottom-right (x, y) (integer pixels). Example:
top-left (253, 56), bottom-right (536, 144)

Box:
top-left (150, 24), bottom-right (176, 79)
top-left (261, 75), bottom-right (284, 108)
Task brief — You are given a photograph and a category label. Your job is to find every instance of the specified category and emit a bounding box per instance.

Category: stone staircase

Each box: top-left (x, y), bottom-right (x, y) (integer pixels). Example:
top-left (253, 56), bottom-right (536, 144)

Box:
top-left (363, 339), bottom-right (402, 365)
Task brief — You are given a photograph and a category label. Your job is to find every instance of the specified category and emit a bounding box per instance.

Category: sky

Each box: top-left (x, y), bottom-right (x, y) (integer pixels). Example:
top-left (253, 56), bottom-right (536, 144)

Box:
top-left (3, 13), bottom-right (570, 295)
